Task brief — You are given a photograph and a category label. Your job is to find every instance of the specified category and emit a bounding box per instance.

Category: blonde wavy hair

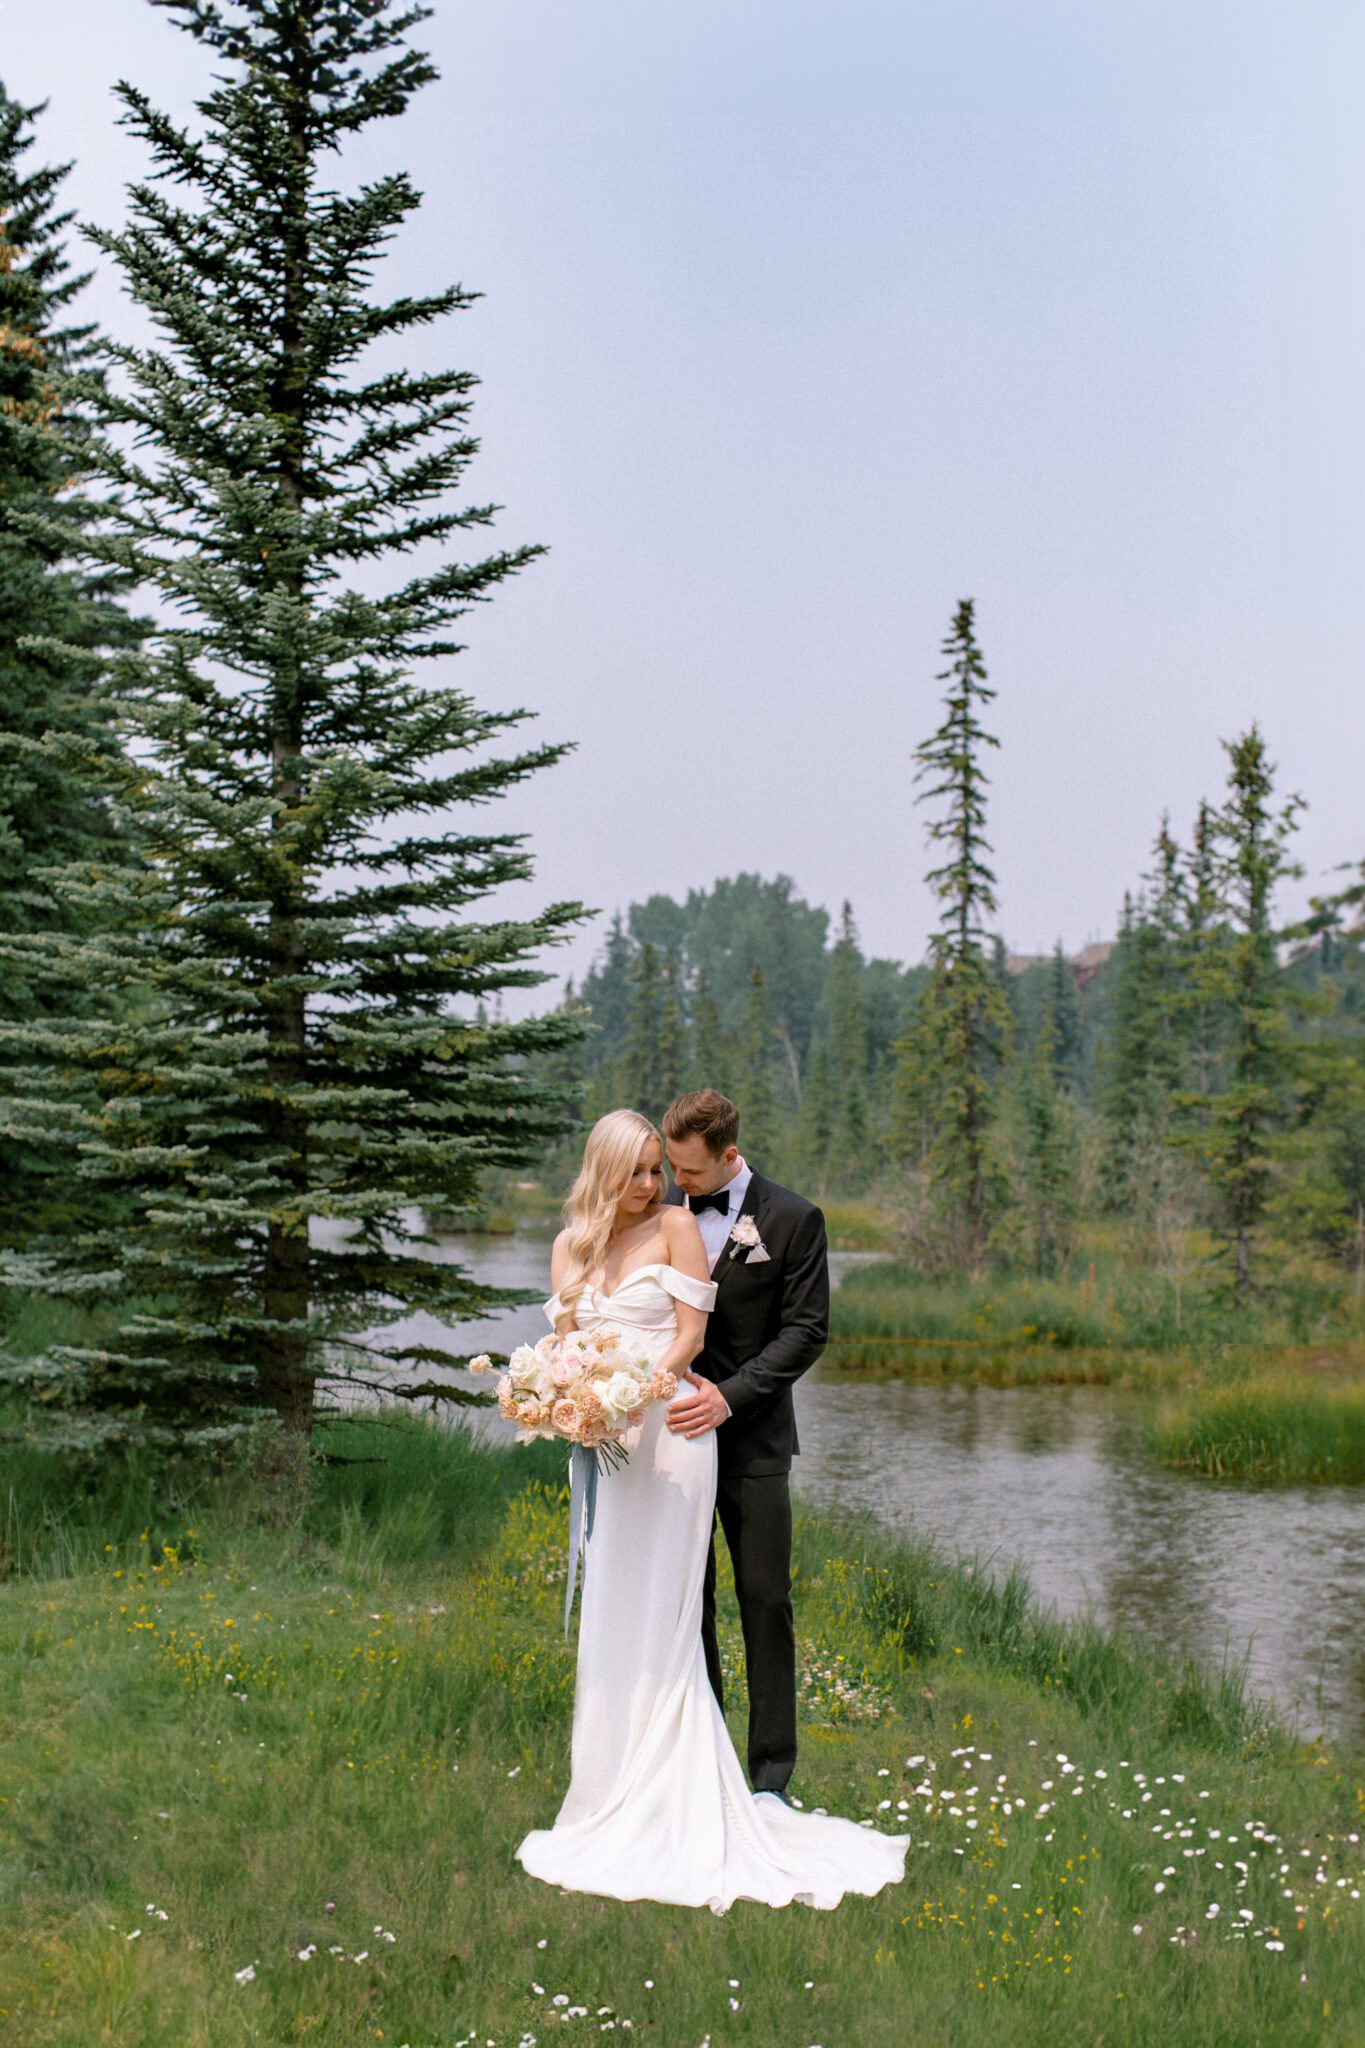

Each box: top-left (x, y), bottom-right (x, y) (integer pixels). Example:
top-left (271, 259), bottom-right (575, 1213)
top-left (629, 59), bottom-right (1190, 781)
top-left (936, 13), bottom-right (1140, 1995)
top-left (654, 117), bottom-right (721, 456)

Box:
top-left (558, 1109), bottom-right (664, 1319)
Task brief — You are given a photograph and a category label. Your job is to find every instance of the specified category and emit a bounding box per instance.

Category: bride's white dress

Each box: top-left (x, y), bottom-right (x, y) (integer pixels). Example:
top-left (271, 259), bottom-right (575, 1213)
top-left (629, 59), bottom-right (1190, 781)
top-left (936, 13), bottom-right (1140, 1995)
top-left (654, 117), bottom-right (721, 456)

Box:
top-left (515, 1262), bottom-right (909, 1912)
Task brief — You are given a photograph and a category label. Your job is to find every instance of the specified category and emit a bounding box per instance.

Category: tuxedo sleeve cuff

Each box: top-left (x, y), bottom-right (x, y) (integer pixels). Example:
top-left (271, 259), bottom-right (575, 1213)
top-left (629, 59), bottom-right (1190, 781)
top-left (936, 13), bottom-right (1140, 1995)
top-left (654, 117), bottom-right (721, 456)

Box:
top-left (715, 1375), bottom-right (747, 1416)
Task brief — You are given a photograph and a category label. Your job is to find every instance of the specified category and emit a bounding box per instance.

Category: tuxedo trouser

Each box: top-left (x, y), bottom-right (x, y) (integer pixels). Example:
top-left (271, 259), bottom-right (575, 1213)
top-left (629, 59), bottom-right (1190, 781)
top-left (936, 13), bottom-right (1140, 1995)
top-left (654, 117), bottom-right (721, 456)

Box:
top-left (701, 1470), bottom-right (797, 1794)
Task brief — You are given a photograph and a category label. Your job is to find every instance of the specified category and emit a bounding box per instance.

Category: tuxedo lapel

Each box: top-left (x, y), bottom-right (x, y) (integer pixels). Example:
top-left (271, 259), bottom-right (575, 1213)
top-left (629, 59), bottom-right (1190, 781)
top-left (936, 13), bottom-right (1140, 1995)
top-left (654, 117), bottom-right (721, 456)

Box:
top-left (712, 1172), bottom-right (770, 1291)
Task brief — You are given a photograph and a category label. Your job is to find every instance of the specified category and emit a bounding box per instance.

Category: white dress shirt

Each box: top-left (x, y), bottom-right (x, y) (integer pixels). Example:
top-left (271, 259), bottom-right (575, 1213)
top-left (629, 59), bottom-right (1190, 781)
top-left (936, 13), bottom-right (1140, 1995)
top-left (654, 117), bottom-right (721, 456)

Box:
top-left (687, 1155), bottom-right (753, 1274)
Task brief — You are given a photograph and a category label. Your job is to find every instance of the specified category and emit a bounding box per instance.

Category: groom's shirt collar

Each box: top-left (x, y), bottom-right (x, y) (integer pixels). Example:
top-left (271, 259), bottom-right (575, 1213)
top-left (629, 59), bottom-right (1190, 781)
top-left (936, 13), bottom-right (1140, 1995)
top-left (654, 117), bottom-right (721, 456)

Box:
top-left (688, 1156), bottom-right (753, 1271)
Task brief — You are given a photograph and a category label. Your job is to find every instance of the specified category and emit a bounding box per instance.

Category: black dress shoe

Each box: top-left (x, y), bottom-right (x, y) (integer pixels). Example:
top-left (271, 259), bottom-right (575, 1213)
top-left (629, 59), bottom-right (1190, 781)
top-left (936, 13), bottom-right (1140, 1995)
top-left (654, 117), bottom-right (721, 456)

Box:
top-left (754, 1786), bottom-right (799, 1808)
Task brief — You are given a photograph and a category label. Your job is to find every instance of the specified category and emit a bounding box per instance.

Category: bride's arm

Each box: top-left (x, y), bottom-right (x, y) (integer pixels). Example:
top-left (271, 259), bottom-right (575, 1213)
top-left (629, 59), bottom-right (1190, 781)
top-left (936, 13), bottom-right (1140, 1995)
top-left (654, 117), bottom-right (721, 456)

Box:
top-left (548, 1229), bottom-right (578, 1336)
top-left (653, 1209), bottom-right (711, 1378)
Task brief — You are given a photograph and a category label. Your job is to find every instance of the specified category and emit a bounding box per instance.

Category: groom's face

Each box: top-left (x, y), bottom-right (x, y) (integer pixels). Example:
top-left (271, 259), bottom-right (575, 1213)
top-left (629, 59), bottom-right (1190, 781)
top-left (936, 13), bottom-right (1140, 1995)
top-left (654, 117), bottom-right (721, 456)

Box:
top-left (666, 1133), bottom-right (739, 1198)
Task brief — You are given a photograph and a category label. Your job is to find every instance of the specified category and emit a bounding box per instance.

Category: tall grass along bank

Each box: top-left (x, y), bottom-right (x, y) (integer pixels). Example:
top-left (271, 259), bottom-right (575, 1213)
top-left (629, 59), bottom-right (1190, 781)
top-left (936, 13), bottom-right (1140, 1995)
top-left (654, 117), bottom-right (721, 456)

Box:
top-left (826, 1257), bottom-right (1365, 1388)
top-left (0, 1414), bottom-right (1362, 2047)
top-left (1152, 1377), bottom-right (1365, 1485)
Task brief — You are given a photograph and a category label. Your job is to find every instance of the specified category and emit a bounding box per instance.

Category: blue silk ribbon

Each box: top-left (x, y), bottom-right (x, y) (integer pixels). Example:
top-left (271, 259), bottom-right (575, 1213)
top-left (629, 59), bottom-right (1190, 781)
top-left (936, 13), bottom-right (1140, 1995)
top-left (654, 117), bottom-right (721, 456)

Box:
top-left (564, 1442), bottom-right (599, 1636)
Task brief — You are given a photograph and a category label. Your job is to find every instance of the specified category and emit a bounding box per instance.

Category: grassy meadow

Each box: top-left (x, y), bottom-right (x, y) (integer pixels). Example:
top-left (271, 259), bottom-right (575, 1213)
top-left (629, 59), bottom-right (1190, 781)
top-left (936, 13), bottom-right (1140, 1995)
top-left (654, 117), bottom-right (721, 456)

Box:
top-left (1, 1407), bottom-right (1363, 2048)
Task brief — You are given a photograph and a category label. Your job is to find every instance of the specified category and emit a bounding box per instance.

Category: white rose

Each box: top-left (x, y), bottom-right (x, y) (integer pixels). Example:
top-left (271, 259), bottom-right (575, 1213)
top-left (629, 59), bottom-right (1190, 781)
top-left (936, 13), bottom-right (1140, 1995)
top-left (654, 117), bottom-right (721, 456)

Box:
top-left (597, 1369), bottom-right (647, 1421)
top-left (507, 1345), bottom-right (543, 1388)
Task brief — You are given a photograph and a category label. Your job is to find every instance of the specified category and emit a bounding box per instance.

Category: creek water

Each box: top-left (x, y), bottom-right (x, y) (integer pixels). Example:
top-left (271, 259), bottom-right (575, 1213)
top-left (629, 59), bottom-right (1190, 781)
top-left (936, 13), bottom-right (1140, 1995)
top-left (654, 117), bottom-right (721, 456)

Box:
top-left (346, 1226), bottom-right (1365, 1752)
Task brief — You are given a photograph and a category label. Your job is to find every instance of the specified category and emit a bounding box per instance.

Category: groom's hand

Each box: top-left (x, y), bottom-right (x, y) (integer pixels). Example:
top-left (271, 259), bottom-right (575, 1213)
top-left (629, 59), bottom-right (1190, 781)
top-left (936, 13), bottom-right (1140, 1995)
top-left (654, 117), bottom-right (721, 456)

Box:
top-left (667, 1372), bottom-right (731, 1438)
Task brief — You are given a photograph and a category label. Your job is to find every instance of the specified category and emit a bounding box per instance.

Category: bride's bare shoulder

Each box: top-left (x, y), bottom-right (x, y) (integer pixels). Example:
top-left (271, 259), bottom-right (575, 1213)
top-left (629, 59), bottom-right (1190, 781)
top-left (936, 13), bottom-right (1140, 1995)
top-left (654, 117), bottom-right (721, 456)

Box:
top-left (660, 1205), bottom-right (709, 1280)
top-left (549, 1228), bottom-right (572, 1287)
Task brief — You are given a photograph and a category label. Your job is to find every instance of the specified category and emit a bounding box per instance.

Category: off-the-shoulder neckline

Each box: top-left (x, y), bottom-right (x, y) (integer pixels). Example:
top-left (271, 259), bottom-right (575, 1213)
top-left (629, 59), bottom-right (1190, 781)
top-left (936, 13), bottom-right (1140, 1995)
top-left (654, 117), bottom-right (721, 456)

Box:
top-left (586, 1259), bottom-right (672, 1302)
top-left (551, 1261), bottom-right (716, 1306)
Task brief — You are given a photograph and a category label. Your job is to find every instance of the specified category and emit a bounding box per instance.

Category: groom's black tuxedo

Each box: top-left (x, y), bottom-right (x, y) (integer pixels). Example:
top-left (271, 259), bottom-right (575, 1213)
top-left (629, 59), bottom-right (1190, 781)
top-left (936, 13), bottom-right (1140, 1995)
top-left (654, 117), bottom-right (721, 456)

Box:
top-left (666, 1171), bottom-right (830, 1475)
top-left (665, 1170), bottom-right (829, 1791)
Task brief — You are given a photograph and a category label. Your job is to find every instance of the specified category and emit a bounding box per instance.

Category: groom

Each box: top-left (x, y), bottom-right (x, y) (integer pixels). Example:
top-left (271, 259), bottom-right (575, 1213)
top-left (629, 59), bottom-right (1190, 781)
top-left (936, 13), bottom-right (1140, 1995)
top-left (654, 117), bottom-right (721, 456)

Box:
top-left (662, 1089), bottom-right (830, 1797)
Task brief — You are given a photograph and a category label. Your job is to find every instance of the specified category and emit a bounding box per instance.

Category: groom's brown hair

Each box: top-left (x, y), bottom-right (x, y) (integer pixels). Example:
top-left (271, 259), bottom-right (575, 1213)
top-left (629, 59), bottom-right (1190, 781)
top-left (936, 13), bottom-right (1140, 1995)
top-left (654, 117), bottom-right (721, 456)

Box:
top-left (662, 1089), bottom-right (740, 1156)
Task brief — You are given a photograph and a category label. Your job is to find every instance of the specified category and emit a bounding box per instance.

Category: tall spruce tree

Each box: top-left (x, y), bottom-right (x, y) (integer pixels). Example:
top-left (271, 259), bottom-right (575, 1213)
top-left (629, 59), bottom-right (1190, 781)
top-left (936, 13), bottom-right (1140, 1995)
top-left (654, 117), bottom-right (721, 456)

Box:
top-left (1101, 852), bottom-right (1184, 1206)
top-left (1011, 1009), bottom-right (1079, 1275)
top-left (1147, 813), bottom-right (1188, 1084)
top-left (0, 4), bottom-right (581, 1450)
top-left (655, 948), bottom-right (689, 1113)
top-left (731, 965), bottom-right (782, 1168)
top-left (514, 977), bottom-right (589, 1178)
top-left (0, 86), bottom-right (138, 1241)
top-left (897, 599), bottom-right (1011, 1266)
top-left (1044, 943), bottom-right (1083, 1090)
top-left (1196, 727), bottom-right (1302, 1301)
top-left (888, 990), bottom-right (930, 1169)
top-left (1175, 800), bottom-right (1224, 1119)
top-left (688, 965), bottom-right (726, 1093)
top-left (578, 911), bottom-right (633, 1116)
top-left (1278, 860), bottom-right (1365, 1282)
top-left (621, 941), bottom-right (664, 1118)
top-left (824, 901), bottom-right (870, 1187)
top-left (792, 1039), bottom-right (834, 1190)
top-left (582, 915), bottom-right (631, 1049)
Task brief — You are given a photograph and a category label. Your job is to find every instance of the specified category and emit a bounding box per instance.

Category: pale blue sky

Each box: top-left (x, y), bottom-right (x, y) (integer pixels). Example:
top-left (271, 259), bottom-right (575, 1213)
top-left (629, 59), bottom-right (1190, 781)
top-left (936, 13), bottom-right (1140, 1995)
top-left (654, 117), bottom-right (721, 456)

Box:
top-left (4, 0), bottom-right (1362, 983)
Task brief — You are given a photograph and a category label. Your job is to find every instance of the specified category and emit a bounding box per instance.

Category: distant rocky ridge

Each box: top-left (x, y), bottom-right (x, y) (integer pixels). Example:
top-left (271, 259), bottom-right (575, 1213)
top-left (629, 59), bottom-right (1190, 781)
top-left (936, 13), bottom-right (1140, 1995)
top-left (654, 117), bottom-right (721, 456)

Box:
top-left (1002, 941), bottom-right (1114, 989)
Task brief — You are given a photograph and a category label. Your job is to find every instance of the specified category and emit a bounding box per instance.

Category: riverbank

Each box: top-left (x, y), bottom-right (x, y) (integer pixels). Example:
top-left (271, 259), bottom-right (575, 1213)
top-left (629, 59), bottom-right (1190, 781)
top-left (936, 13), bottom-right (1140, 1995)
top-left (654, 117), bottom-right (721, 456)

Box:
top-left (1, 1417), bottom-right (1361, 2047)
top-left (826, 1258), bottom-right (1365, 1398)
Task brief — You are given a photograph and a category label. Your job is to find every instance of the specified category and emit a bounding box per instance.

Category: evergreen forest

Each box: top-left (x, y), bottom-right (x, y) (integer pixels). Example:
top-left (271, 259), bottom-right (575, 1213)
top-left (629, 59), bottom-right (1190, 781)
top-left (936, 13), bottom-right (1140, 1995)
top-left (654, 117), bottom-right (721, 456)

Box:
top-left (539, 606), bottom-right (1364, 1311)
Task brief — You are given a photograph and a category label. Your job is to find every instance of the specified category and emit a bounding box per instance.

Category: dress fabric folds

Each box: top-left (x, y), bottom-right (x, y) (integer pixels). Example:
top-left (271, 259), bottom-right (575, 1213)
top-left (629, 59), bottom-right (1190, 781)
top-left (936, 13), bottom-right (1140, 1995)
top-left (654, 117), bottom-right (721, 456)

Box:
top-left (515, 1263), bottom-right (909, 1913)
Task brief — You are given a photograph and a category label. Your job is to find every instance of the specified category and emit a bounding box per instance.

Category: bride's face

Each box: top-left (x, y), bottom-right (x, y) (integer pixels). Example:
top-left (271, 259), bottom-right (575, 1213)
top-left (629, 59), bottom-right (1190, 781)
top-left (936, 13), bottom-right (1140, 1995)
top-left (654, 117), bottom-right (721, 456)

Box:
top-left (618, 1137), bottom-right (664, 1219)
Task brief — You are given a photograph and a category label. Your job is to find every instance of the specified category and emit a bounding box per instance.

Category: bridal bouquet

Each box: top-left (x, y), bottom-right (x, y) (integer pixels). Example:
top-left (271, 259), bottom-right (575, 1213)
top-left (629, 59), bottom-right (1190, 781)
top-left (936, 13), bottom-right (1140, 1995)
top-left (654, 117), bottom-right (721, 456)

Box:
top-left (469, 1331), bottom-right (676, 1463)
top-left (472, 1333), bottom-right (677, 1631)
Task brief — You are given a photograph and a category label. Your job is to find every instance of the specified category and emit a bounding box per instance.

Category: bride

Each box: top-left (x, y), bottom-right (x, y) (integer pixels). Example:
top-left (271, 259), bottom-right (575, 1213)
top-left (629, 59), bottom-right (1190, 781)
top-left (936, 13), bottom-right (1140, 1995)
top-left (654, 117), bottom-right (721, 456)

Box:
top-left (515, 1109), bottom-right (909, 1913)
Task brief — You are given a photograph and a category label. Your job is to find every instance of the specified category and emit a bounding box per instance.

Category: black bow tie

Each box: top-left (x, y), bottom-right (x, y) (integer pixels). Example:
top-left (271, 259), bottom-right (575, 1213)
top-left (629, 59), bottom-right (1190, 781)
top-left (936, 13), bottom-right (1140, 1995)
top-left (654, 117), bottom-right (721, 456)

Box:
top-left (689, 1189), bottom-right (731, 1216)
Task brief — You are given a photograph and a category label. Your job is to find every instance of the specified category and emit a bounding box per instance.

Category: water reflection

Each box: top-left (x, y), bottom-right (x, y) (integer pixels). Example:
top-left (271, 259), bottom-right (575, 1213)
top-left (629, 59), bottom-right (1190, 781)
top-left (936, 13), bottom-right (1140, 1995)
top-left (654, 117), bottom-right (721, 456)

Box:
top-left (794, 1379), bottom-right (1365, 1751)
top-left (347, 1228), bottom-right (1365, 1751)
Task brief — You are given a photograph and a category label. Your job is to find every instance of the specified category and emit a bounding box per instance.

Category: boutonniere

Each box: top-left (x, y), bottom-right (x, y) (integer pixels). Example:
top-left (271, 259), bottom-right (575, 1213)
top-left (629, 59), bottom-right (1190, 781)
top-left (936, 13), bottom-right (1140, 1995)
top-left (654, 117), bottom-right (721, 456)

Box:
top-left (728, 1215), bottom-right (770, 1262)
